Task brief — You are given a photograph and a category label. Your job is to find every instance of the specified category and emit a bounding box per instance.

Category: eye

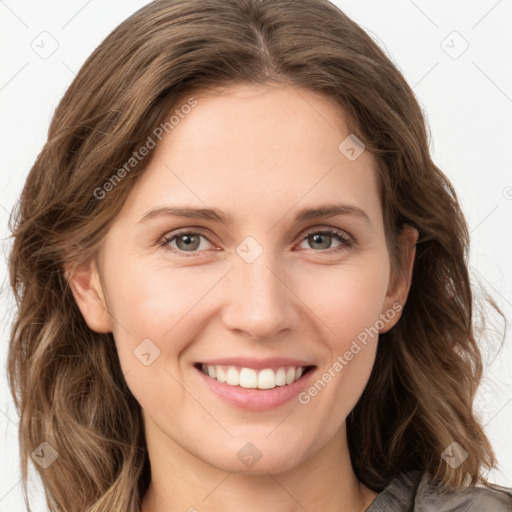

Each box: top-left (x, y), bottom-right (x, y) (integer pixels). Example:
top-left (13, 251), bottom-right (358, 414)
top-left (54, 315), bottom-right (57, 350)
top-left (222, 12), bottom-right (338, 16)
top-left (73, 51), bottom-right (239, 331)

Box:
top-left (297, 228), bottom-right (352, 253)
top-left (158, 227), bottom-right (352, 256)
top-left (159, 229), bottom-right (215, 255)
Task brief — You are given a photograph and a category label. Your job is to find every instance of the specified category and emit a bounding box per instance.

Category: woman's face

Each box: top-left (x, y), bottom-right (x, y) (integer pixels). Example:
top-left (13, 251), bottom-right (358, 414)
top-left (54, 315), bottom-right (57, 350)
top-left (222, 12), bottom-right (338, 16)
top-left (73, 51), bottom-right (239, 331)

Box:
top-left (72, 84), bottom-right (416, 474)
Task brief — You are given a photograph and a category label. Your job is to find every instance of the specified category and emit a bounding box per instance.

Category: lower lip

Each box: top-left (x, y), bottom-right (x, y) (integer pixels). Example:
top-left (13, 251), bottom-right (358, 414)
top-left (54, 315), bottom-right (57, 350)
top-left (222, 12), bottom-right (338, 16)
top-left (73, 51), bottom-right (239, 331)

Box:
top-left (195, 366), bottom-right (316, 411)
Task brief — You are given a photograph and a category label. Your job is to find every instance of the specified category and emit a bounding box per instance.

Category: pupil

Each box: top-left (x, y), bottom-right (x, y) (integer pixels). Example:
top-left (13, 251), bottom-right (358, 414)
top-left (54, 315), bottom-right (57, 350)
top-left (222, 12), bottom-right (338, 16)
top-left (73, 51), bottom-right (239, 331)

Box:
top-left (311, 233), bottom-right (330, 249)
top-left (178, 234), bottom-right (199, 251)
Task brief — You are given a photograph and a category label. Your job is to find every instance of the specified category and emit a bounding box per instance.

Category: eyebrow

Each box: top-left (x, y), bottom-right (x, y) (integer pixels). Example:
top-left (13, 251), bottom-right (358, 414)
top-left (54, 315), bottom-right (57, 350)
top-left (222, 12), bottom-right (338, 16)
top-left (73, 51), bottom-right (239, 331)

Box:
top-left (138, 203), bottom-right (371, 226)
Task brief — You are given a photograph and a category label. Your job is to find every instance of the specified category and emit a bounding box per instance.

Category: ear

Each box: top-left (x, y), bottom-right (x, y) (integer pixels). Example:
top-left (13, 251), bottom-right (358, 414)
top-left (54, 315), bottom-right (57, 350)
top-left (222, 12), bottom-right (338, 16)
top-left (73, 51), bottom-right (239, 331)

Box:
top-left (379, 224), bottom-right (419, 333)
top-left (64, 259), bottom-right (112, 333)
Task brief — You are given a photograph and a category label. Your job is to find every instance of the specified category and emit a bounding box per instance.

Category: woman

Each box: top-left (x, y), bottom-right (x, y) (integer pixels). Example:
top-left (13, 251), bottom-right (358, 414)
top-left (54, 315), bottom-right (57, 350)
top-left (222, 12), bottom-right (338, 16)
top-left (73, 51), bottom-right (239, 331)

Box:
top-left (7, 0), bottom-right (512, 510)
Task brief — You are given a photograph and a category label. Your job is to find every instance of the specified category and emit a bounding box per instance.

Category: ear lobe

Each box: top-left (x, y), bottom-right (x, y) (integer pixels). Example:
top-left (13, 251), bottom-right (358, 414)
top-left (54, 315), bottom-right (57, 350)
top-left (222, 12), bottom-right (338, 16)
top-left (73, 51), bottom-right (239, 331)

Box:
top-left (64, 259), bottom-right (112, 333)
top-left (379, 224), bottom-right (419, 333)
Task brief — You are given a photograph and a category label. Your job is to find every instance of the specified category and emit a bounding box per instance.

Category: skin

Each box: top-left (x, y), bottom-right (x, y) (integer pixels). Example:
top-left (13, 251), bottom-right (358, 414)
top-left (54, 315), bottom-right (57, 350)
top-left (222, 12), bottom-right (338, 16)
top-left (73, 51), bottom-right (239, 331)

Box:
top-left (68, 83), bottom-right (418, 512)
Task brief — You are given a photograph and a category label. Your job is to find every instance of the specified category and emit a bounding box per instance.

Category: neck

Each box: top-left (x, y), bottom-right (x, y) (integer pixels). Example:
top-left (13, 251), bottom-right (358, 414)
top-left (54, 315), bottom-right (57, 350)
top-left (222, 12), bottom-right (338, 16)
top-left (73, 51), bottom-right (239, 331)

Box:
top-left (141, 417), bottom-right (377, 512)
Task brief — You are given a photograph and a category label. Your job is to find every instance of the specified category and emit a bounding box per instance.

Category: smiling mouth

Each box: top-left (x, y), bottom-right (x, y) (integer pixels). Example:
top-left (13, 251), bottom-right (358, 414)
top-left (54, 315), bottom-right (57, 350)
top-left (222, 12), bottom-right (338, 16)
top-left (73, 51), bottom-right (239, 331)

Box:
top-left (194, 362), bottom-right (316, 390)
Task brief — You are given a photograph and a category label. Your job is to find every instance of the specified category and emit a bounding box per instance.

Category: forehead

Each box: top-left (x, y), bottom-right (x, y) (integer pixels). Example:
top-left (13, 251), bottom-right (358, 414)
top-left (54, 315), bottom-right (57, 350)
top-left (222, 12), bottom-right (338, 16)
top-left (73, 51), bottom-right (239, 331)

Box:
top-left (119, 83), bottom-right (382, 227)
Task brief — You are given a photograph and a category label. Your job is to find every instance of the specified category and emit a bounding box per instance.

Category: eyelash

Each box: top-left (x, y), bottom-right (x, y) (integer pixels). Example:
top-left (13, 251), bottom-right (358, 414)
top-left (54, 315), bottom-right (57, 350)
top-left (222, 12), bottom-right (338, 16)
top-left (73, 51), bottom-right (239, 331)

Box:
top-left (158, 227), bottom-right (353, 257)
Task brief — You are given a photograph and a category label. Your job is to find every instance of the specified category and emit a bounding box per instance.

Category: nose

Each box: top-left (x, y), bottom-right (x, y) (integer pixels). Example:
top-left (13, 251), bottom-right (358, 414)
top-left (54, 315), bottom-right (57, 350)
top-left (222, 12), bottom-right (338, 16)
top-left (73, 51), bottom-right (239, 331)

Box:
top-left (220, 249), bottom-right (300, 340)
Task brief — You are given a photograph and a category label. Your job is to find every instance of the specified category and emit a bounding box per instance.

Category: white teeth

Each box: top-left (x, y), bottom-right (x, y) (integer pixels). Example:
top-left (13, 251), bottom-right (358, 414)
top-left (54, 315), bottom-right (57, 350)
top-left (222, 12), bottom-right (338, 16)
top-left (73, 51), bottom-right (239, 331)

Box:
top-left (216, 366), bottom-right (226, 383)
top-left (239, 368), bottom-right (258, 388)
top-left (275, 367), bottom-right (287, 386)
top-left (225, 367), bottom-right (240, 386)
top-left (199, 364), bottom-right (309, 389)
top-left (258, 368), bottom-right (276, 389)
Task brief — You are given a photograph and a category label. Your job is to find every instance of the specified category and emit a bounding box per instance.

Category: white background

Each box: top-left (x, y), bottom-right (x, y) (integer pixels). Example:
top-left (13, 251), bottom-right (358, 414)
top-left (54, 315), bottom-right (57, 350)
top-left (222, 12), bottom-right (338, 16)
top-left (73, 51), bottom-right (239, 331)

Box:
top-left (1, 1), bottom-right (511, 510)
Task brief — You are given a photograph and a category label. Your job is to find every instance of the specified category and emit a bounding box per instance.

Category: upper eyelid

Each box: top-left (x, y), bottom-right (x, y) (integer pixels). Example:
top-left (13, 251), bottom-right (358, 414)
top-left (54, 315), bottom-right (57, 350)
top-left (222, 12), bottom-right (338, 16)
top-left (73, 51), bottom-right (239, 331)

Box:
top-left (160, 225), bottom-right (352, 248)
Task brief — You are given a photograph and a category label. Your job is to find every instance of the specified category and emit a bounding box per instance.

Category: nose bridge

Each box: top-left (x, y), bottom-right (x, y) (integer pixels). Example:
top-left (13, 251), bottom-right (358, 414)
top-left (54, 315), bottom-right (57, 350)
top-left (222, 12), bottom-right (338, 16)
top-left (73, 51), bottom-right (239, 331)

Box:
top-left (239, 251), bottom-right (282, 303)
top-left (222, 235), bottom-right (298, 339)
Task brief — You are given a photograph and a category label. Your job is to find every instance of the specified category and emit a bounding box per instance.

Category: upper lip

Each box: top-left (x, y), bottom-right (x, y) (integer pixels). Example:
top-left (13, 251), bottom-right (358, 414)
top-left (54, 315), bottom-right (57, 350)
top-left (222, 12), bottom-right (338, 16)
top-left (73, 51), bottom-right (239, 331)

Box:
top-left (197, 357), bottom-right (316, 370)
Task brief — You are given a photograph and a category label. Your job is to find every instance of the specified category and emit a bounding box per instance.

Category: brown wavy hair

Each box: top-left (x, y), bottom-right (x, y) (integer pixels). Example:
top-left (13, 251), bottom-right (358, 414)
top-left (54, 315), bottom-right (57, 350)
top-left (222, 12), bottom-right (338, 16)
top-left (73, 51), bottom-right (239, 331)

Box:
top-left (7, 0), bottom-right (505, 510)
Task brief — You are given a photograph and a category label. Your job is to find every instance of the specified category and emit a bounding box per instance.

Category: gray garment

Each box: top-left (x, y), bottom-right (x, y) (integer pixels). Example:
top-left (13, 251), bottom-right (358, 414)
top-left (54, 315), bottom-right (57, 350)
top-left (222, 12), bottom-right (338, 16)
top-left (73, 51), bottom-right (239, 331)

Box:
top-left (366, 470), bottom-right (512, 511)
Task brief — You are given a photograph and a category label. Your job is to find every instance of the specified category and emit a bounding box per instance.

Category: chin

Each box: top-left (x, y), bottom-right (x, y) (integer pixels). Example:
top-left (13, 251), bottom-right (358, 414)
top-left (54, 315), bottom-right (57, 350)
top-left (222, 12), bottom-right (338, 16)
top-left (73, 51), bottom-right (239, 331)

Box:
top-left (199, 437), bottom-right (312, 476)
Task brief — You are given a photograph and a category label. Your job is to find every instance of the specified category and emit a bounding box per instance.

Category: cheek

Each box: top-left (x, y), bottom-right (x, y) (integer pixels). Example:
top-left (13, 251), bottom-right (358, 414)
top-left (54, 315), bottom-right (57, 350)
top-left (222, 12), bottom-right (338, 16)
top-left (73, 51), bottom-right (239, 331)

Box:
top-left (103, 257), bottom-right (229, 367)
top-left (103, 248), bottom-right (389, 407)
top-left (296, 260), bottom-right (388, 410)
top-left (102, 259), bottom-right (218, 413)
top-left (298, 258), bottom-right (390, 347)
top-left (105, 251), bottom-right (390, 356)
